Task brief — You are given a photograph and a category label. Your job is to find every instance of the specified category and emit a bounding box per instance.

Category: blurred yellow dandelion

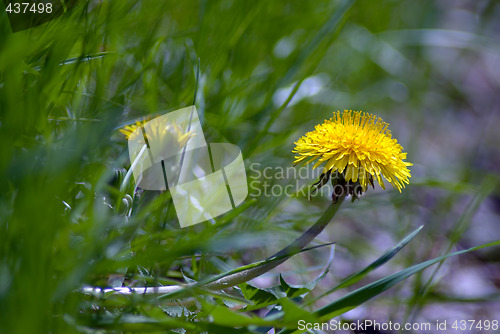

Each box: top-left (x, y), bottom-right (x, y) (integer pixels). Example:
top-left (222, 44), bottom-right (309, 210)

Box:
top-left (120, 118), bottom-right (193, 148)
top-left (293, 110), bottom-right (411, 200)
top-left (120, 121), bottom-right (146, 140)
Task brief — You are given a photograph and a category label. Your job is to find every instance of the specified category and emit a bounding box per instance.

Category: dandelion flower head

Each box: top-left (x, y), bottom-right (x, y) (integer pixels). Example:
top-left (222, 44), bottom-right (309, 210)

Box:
top-left (120, 118), bottom-right (193, 149)
top-left (293, 110), bottom-right (412, 195)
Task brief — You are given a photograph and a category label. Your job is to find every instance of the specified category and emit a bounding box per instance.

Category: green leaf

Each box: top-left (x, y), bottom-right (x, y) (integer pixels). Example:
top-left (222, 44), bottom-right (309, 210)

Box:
top-left (158, 242), bottom-right (336, 300)
top-left (276, 240), bottom-right (500, 333)
top-left (80, 314), bottom-right (198, 332)
top-left (314, 240), bottom-right (500, 320)
top-left (199, 301), bottom-right (283, 328)
top-left (308, 225), bottom-right (423, 303)
top-left (279, 275), bottom-right (311, 299)
top-left (279, 298), bottom-right (319, 325)
top-left (239, 283), bottom-right (278, 305)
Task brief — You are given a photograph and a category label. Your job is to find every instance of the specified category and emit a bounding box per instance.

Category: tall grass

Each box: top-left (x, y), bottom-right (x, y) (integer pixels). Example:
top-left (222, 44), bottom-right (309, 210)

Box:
top-left (1, 0), bottom-right (500, 333)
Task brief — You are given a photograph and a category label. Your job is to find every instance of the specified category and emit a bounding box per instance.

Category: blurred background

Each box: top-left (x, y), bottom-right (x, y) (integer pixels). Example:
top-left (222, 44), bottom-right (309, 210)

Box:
top-left (1, 0), bottom-right (499, 333)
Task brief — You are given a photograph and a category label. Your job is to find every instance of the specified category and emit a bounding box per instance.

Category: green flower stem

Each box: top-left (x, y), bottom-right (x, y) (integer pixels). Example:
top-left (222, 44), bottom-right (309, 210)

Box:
top-left (120, 143), bottom-right (147, 192)
top-left (82, 195), bottom-right (345, 296)
top-left (206, 195), bottom-right (345, 289)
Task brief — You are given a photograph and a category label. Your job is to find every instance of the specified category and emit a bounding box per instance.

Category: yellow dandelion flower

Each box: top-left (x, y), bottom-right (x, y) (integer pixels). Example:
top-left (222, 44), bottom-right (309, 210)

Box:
top-left (119, 118), bottom-right (193, 148)
top-left (293, 110), bottom-right (411, 200)
top-left (120, 121), bottom-right (146, 140)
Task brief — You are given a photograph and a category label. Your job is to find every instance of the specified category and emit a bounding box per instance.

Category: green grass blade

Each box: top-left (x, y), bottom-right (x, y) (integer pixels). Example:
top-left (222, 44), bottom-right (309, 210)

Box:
top-left (314, 240), bottom-right (500, 320)
top-left (308, 225), bottom-right (423, 304)
top-left (277, 240), bottom-right (500, 333)
top-left (244, 0), bottom-right (356, 156)
top-left (156, 241), bottom-right (336, 300)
